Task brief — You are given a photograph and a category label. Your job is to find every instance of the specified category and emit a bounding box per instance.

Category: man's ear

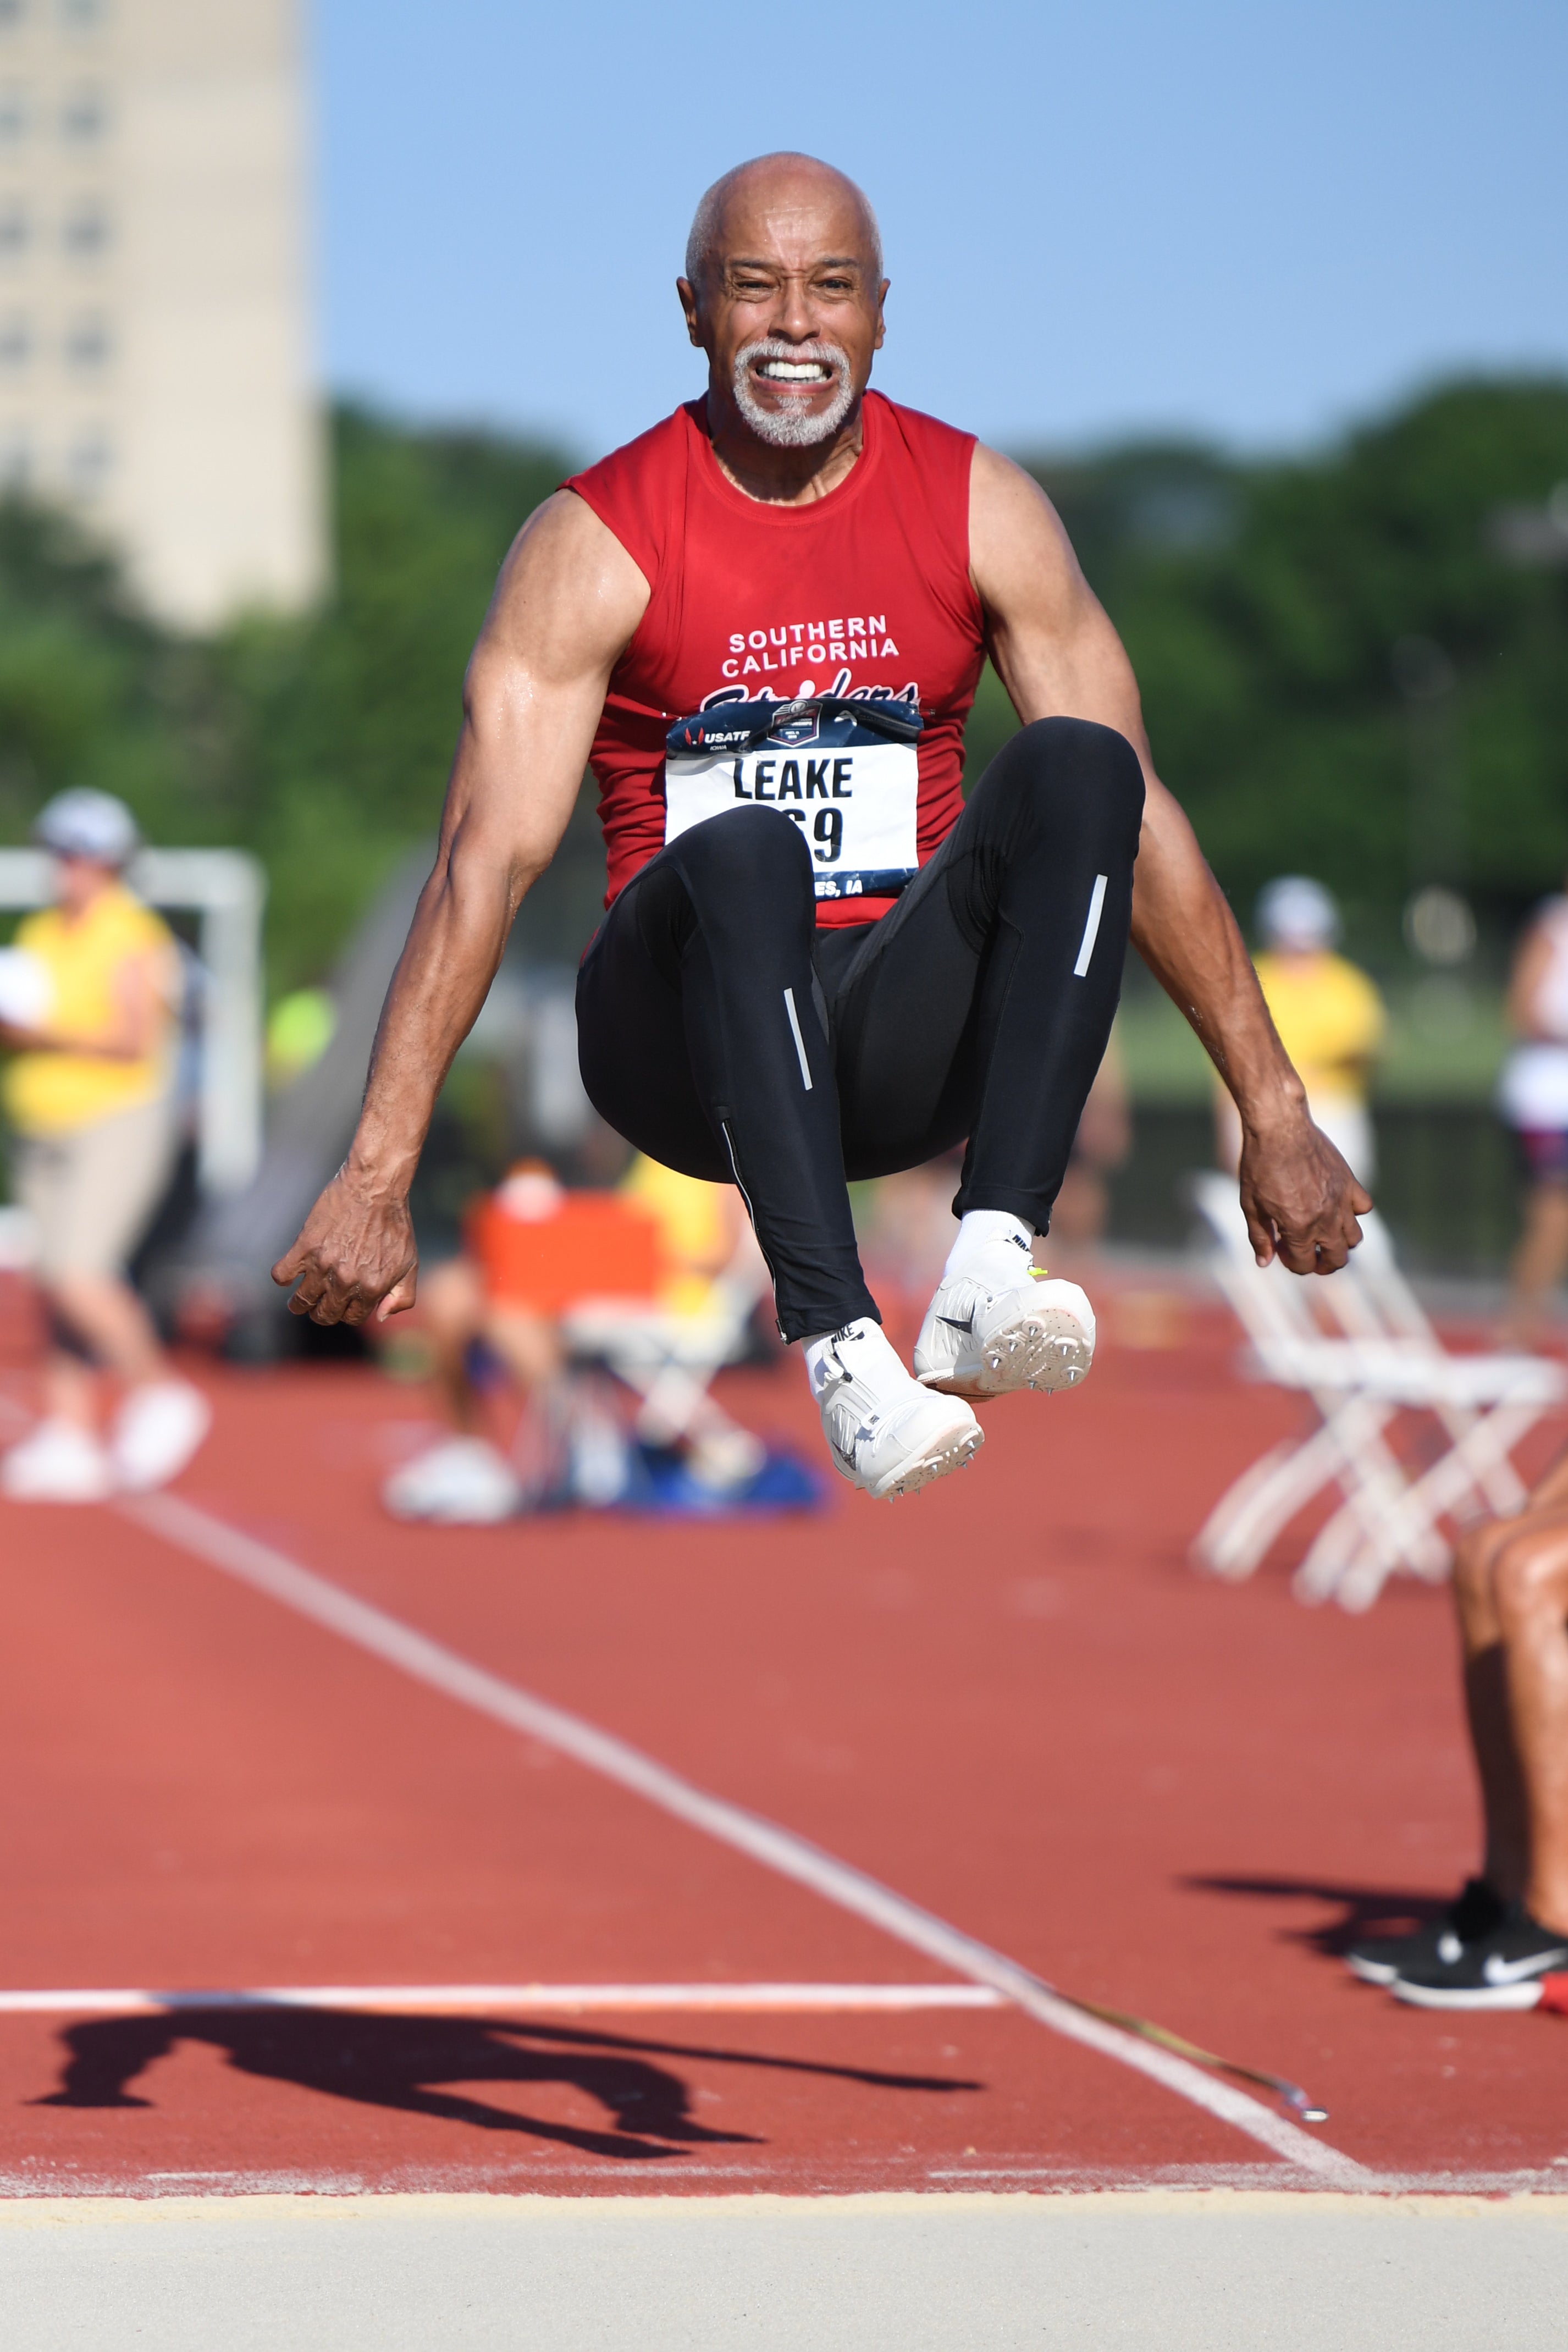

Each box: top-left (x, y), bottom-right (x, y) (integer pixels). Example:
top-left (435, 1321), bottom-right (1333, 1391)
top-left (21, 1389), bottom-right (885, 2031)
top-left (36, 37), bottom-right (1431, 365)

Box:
top-left (676, 275), bottom-right (703, 349)
top-left (873, 278), bottom-right (890, 352)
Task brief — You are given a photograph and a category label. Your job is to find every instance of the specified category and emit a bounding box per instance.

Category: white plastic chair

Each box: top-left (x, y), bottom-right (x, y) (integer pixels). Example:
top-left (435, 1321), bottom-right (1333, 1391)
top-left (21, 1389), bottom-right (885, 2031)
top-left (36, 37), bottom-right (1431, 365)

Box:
top-left (559, 1229), bottom-right (774, 1479)
top-left (1189, 1171), bottom-right (1566, 1610)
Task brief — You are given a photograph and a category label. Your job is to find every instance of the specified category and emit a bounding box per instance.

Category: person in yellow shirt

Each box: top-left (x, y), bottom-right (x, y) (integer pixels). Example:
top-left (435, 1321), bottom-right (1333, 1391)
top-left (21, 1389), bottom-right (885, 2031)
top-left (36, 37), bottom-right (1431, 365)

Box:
top-left (0, 790), bottom-right (210, 1501)
top-left (1216, 876), bottom-right (1385, 1186)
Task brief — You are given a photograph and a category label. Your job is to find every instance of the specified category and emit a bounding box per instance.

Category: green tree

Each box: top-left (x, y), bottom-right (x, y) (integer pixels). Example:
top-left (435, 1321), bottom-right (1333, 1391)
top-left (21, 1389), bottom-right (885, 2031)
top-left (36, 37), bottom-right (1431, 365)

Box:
top-left (222, 408), bottom-right (578, 987)
top-left (1008, 379), bottom-right (1568, 945)
top-left (0, 501), bottom-right (224, 852)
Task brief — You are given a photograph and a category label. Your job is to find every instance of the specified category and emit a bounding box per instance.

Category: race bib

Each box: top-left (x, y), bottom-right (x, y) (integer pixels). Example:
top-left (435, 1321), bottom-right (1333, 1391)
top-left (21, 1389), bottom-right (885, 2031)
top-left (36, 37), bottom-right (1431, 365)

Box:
top-left (663, 697), bottom-right (922, 901)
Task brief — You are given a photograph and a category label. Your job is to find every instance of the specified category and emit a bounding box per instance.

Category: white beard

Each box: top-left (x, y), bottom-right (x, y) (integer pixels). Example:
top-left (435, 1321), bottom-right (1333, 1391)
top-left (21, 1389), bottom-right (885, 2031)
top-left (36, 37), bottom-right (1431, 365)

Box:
top-left (732, 338), bottom-right (857, 448)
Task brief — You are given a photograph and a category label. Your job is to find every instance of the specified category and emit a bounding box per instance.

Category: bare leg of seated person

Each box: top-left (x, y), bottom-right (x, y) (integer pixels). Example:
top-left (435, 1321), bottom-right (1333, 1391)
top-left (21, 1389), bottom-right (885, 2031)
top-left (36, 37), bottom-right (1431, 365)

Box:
top-left (1344, 1518), bottom-right (1522, 1985)
top-left (1452, 1516), bottom-right (1535, 1910)
top-left (1490, 1517), bottom-right (1568, 1941)
top-left (1357, 1510), bottom-right (1568, 2005)
top-left (483, 1305), bottom-right (567, 1489)
top-left (417, 1258), bottom-right (488, 1435)
top-left (382, 1262), bottom-right (564, 1523)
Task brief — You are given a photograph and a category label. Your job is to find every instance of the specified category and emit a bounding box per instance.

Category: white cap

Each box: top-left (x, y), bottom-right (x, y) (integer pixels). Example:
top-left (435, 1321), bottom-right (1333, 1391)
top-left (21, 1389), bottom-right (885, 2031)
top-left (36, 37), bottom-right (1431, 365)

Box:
top-left (32, 787), bottom-right (140, 867)
top-left (1257, 874), bottom-right (1339, 951)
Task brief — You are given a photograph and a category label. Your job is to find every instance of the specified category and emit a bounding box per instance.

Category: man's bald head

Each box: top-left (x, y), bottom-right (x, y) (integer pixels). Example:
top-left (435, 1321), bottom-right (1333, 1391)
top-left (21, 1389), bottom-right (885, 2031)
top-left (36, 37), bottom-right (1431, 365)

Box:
top-left (678, 153), bottom-right (888, 465)
top-left (684, 153), bottom-right (883, 294)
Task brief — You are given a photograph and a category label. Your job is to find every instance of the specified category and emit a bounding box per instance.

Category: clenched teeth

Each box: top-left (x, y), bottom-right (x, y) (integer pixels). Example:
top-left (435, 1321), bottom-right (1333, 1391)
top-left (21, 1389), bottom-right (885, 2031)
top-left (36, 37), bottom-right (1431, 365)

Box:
top-left (758, 361), bottom-right (831, 382)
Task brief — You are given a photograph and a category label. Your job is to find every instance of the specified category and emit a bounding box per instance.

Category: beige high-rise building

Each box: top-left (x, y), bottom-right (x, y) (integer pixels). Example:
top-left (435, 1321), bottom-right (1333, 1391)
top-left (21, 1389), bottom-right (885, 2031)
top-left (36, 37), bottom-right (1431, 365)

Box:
top-left (0, 0), bottom-right (323, 629)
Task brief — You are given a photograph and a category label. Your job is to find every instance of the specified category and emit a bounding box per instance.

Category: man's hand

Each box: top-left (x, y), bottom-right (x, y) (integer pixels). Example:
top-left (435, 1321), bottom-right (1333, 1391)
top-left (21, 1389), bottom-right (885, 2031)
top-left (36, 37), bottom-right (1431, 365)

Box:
top-left (1239, 1108), bottom-right (1371, 1274)
top-left (270, 1169), bottom-right (418, 1327)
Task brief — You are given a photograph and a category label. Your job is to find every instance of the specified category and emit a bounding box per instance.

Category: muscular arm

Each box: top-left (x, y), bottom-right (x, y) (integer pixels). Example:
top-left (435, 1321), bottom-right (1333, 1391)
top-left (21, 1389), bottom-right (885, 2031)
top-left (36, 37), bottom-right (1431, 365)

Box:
top-left (969, 444), bottom-right (1368, 1272)
top-left (272, 493), bottom-right (650, 1324)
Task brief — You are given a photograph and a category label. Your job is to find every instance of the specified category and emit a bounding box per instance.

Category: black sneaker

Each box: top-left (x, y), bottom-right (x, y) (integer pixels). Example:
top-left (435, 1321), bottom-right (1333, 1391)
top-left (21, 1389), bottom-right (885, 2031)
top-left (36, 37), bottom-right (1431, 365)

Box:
top-left (1343, 1878), bottom-right (1504, 1985)
top-left (1391, 1904), bottom-right (1568, 2009)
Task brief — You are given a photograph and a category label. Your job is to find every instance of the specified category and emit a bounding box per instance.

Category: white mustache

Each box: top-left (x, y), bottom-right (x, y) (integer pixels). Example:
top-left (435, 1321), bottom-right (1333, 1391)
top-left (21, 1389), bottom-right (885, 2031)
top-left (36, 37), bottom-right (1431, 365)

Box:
top-left (732, 339), bottom-right (856, 448)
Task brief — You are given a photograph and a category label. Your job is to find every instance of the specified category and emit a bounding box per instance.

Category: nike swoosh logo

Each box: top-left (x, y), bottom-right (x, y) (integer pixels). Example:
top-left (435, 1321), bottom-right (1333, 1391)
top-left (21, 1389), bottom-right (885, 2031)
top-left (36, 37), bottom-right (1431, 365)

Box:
top-left (1482, 1947), bottom-right (1568, 1984)
top-left (937, 1313), bottom-right (976, 1334)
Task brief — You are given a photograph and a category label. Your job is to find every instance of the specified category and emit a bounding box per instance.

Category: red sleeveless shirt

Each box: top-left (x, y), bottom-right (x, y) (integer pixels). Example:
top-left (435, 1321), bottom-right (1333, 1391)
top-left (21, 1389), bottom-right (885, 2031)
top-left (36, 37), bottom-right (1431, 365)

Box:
top-left (565, 391), bottom-right (984, 927)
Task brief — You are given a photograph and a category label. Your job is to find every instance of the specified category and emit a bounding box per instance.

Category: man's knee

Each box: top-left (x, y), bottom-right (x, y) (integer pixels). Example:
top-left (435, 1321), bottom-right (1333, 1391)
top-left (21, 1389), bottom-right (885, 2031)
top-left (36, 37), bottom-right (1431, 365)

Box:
top-left (670, 805), bottom-right (814, 898)
top-left (993, 716), bottom-right (1145, 833)
top-left (1492, 1525), bottom-right (1568, 1631)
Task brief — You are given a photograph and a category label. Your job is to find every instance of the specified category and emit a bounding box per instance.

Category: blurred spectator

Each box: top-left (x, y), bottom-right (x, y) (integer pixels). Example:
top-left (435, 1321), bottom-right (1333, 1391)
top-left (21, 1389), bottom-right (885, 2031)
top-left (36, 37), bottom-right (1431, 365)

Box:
top-left (1216, 876), bottom-right (1385, 1185)
top-left (383, 1153), bottom-right (754, 1523)
top-left (1497, 880), bottom-right (1568, 1346)
top-left (0, 791), bottom-right (209, 1500)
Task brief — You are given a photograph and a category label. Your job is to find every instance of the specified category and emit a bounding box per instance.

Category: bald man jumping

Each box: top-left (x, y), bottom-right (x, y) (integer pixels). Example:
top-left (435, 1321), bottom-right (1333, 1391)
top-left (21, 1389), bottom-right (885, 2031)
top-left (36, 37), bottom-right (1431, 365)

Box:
top-left (274, 153), bottom-right (1369, 1501)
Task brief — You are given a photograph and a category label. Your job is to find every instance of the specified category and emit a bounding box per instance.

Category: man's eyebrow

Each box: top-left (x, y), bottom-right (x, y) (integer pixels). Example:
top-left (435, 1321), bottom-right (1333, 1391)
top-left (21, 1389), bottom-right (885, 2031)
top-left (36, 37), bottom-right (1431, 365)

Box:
top-left (724, 254), bottom-right (866, 273)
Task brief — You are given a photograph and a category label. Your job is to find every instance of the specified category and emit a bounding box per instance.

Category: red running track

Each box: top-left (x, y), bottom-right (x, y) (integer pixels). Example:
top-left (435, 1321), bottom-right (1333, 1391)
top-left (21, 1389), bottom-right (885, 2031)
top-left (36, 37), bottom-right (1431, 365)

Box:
top-left (4, 1280), bottom-right (1568, 2197)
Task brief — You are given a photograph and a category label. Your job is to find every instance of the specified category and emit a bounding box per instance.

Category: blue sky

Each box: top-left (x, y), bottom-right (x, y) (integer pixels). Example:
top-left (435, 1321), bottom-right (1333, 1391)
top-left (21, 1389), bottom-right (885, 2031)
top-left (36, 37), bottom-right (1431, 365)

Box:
top-left (313, 0), bottom-right (1567, 467)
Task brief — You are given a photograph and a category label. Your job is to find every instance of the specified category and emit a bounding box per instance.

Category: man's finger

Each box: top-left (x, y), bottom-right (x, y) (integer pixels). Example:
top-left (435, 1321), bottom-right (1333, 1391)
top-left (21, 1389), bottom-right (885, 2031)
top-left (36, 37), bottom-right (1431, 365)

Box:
top-left (286, 1262), bottom-right (351, 1326)
top-left (283, 1265), bottom-right (327, 1317)
top-left (377, 1271), bottom-right (418, 1321)
top-left (310, 1269), bottom-right (361, 1326)
top-left (271, 1241), bottom-right (307, 1290)
top-left (1240, 1198), bottom-right (1277, 1267)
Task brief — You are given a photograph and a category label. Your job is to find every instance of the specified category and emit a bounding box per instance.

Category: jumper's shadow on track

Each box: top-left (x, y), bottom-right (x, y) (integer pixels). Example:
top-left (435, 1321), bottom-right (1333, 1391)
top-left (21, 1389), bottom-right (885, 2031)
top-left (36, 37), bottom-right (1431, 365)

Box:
top-left (1186, 1873), bottom-right (1457, 1961)
top-left (33, 2008), bottom-right (980, 2162)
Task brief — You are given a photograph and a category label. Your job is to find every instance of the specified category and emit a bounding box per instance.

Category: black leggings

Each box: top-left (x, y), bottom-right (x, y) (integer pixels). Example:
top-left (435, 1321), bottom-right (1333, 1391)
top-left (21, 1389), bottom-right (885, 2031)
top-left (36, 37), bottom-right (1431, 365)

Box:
top-left (577, 716), bottom-right (1144, 1343)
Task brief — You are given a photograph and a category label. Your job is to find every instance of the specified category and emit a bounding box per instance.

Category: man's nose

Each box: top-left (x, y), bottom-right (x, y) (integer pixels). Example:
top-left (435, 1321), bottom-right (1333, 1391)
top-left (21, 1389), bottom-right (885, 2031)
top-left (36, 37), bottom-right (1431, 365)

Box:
top-left (769, 281), bottom-right (818, 343)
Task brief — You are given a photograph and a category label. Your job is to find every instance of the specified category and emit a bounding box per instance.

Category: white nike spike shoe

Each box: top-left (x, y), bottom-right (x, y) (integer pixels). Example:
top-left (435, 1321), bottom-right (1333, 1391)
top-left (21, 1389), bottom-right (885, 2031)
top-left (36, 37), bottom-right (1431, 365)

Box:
top-left (914, 1247), bottom-right (1096, 1400)
top-left (810, 1321), bottom-right (982, 1501)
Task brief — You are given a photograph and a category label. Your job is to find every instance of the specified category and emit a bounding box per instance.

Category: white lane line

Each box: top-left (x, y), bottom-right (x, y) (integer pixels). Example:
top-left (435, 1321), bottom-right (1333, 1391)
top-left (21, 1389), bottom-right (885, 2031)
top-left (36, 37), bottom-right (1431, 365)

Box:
top-left (1073, 874), bottom-right (1108, 977)
top-left (0, 1983), bottom-right (1005, 2018)
top-left (122, 1492), bottom-right (1371, 2185)
top-left (782, 987), bottom-right (813, 1091)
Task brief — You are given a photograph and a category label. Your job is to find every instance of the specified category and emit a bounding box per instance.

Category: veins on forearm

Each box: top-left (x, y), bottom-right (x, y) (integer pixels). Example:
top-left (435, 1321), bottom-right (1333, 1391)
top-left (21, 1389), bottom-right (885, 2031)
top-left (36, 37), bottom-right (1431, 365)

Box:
top-left (351, 870), bottom-right (515, 1182)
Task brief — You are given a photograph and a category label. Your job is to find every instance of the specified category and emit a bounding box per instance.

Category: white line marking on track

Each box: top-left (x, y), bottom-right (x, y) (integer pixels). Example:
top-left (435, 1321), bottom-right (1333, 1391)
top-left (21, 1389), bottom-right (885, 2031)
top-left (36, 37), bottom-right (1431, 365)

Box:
top-left (122, 1491), bottom-right (1372, 2185)
top-left (0, 1983), bottom-right (1006, 2018)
